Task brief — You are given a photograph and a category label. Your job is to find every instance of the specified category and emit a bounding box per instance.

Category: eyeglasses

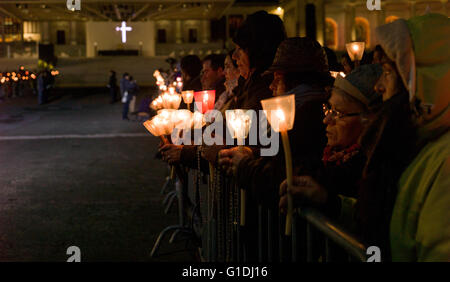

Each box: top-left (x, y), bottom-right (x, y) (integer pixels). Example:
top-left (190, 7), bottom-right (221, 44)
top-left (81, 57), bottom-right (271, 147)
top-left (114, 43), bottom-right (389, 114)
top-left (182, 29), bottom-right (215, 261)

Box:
top-left (322, 103), bottom-right (362, 120)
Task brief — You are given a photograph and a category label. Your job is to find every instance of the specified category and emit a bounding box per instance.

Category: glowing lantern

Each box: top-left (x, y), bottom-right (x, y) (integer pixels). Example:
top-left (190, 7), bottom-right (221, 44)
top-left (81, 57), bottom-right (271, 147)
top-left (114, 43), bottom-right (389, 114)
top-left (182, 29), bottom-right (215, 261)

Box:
top-left (173, 110), bottom-right (193, 129)
top-left (151, 96), bottom-right (164, 111)
top-left (143, 112), bottom-right (175, 137)
top-left (261, 95), bottom-right (295, 132)
top-left (161, 92), bottom-right (182, 110)
top-left (225, 109), bottom-right (253, 227)
top-left (261, 94), bottom-right (296, 235)
top-left (193, 111), bottom-right (205, 129)
top-left (194, 90), bottom-right (215, 114)
top-left (346, 42), bottom-right (365, 67)
top-left (181, 90), bottom-right (194, 111)
top-left (157, 109), bottom-right (176, 122)
top-left (225, 110), bottom-right (252, 145)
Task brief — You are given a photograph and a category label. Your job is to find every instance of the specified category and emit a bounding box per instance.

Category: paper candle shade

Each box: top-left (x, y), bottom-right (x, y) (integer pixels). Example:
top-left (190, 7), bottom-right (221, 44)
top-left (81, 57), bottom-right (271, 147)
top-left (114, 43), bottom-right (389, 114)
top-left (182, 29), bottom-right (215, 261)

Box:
top-left (193, 111), bottom-right (206, 129)
top-left (345, 42), bottom-right (365, 62)
top-left (150, 95), bottom-right (164, 110)
top-left (225, 110), bottom-right (252, 141)
top-left (261, 94), bottom-right (296, 132)
top-left (143, 113), bottom-right (175, 136)
top-left (157, 109), bottom-right (176, 121)
top-left (181, 90), bottom-right (194, 104)
top-left (173, 110), bottom-right (193, 129)
top-left (194, 90), bottom-right (216, 114)
top-left (161, 92), bottom-right (182, 109)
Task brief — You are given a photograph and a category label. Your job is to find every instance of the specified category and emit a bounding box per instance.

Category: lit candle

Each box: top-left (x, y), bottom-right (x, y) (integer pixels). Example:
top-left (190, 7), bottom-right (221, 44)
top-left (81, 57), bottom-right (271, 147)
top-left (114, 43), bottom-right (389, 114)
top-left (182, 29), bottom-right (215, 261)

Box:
top-left (161, 92), bottom-right (182, 109)
top-left (261, 94), bottom-right (296, 236)
top-left (345, 42), bottom-right (365, 67)
top-left (225, 109), bottom-right (253, 226)
top-left (182, 90), bottom-right (194, 111)
top-left (193, 111), bottom-right (205, 129)
top-left (173, 109), bottom-right (193, 129)
top-left (194, 90), bottom-right (215, 114)
top-left (143, 112), bottom-right (177, 179)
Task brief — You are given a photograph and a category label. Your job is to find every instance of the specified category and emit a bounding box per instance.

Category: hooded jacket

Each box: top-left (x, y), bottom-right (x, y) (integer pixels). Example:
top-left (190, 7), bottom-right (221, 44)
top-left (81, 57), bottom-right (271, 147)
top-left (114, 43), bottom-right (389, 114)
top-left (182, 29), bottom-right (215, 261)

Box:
top-left (375, 13), bottom-right (450, 262)
top-left (335, 14), bottom-right (450, 262)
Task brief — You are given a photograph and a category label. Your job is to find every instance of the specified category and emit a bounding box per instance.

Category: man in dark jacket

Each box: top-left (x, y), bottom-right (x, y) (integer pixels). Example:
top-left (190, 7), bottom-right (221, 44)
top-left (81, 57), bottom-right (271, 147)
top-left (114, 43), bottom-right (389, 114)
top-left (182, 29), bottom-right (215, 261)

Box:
top-left (108, 70), bottom-right (118, 104)
top-left (201, 54), bottom-right (226, 97)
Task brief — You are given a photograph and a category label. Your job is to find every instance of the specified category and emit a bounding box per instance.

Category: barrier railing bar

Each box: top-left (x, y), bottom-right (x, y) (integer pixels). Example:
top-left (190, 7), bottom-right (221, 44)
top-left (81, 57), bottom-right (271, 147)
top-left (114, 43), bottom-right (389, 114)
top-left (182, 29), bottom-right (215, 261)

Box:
top-left (292, 212), bottom-right (297, 262)
top-left (267, 209), bottom-right (273, 262)
top-left (299, 207), bottom-right (366, 262)
top-left (306, 222), bottom-right (314, 262)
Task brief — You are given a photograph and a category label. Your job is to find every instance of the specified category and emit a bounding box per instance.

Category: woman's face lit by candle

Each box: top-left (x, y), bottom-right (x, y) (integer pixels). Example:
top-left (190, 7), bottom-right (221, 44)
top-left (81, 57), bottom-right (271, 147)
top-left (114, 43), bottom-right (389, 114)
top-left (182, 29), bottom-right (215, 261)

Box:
top-left (224, 55), bottom-right (240, 82)
top-left (232, 44), bottom-right (251, 80)
top-left (323, 91), bottom-right (365, 149)
top-left (374, 55), bottom-right (403, 102)
top-left (269, 71), bottom-right (286, 97)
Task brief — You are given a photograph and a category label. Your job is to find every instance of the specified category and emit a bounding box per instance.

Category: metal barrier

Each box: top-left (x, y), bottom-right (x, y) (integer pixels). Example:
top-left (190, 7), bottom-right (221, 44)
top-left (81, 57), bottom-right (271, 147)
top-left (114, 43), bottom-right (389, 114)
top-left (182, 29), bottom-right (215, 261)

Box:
top-left (152, 161), bottom-right (368, 262)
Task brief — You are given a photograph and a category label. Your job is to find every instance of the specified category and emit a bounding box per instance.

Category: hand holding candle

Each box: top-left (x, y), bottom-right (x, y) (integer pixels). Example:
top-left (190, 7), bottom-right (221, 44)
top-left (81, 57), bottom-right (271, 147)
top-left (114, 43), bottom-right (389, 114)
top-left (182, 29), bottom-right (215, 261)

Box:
top-left (261, 94), bottom-right (295, 236)
top-left (225, 109), bottom-right (253, 227)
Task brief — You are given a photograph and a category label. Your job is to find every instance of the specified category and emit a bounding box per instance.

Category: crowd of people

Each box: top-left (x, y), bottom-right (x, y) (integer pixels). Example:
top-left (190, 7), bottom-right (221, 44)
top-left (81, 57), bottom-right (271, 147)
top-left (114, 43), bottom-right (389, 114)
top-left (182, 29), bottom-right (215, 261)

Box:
top-left (0, 67), bottom-right (57, 105)
top-left (151, 11), bottom-right (449, 262)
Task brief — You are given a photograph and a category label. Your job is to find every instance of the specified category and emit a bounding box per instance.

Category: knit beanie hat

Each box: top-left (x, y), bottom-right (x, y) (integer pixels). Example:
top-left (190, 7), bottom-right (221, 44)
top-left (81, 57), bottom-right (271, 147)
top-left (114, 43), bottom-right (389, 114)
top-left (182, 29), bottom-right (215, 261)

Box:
top-left (333, 64), bottom-right (383, 106)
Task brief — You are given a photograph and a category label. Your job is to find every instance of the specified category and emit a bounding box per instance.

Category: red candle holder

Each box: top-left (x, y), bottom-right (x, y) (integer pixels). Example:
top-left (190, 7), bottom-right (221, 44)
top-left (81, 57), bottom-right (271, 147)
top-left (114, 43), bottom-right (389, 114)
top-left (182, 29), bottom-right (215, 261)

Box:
top-left (194, 90), bottom-right (215, 114)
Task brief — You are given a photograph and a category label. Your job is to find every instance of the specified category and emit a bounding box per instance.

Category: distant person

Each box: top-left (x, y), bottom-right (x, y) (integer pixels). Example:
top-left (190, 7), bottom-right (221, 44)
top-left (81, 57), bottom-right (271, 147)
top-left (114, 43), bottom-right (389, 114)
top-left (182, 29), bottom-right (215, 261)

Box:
top-left (201, 54), bottom-right (226, 96)
top-left (108, 70), bottom-right (118, 104)
top-left (372, 44), bottom-right (383, 64)
top-left (122, 76), bottom-right (139, 120)
top-left (323, 46), bottom-right (342, 72)
top-left (120, 72), bottom-right (129, 100)
top-left (136, 95), bottom-right (152, 122)
top-left (128, 76), bottom-right (139, 115)
top-left (180, 55), bottom-right (202, 92)
top-left (37, 71), bottom-right (48, 105)
top-left (341, 53), bottom-right (354, 75)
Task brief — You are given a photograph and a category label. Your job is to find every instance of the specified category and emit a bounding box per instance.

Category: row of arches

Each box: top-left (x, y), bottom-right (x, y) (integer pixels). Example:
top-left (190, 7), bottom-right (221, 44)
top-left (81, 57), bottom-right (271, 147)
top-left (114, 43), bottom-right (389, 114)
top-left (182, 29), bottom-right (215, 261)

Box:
top-left (325, 15), bottom-right (400, 50)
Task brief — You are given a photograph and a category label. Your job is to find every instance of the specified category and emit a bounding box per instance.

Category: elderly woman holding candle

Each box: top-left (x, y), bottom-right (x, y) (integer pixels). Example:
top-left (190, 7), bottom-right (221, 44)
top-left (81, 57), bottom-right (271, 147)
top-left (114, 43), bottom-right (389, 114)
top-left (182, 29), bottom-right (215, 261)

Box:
top-left (281, 14), bottom-right (450, 261)
top-left (218, 37), bottom-right (334, 206)
top-left (278, 63), bottom-right (382, 212)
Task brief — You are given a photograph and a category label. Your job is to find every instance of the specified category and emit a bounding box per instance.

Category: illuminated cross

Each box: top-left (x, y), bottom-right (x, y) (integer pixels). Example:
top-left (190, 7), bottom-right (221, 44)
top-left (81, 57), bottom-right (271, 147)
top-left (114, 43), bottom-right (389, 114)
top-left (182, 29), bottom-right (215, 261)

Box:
top-left (115, 21), bottom-right (132, 43)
